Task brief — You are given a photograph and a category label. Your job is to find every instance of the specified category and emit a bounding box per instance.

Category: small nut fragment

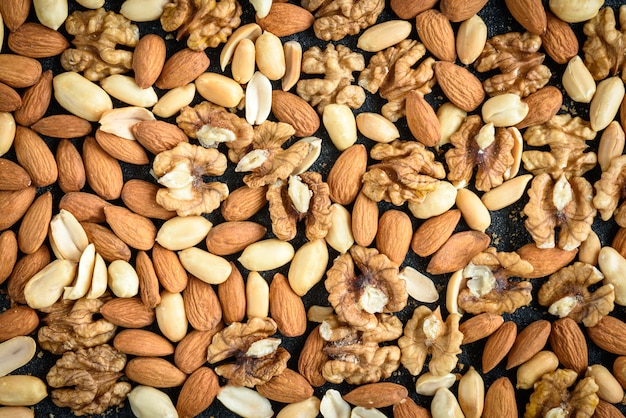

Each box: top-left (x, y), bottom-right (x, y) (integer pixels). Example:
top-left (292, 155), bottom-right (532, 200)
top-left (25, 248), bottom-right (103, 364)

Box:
top-left (482, 93), bottom-right (529, 127)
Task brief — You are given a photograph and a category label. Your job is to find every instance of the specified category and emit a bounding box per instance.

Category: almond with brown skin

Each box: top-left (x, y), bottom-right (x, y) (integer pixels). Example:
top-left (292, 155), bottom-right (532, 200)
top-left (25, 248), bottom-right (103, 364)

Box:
top-left (0, 186), bottom-right (36, 231)
top-left (56, 139), bottom-right (86, 193)
top-left (516, 243), bottom-right (578, 278)
top-left (0, 231), bottom-right (18, 284)
top-left (269, 273), bottom-right (307, 337)
top-left (327, 144), bottom-right (367, 205)
top-left (0, 305), bottom-right (39, 342)
top-left (271, 90), bottom-right (320, 137)
top-left (156, 48), bottom-right (210, 90)
top-left (483, 377), bottom-right (517, 418)
top-left (612, 227), bottom-right (626, 258)
top-left (104, 205), bottom-right (157, 251)
top-left (613, 357), bottom-right (626, 389)
top-left (136, 250), bottom-right (161, 309)
top-left (504, 0), bottom-right (547, 35)
top-left (113, 329), bottom-right (175, 357)
top-left (58, 192), bottom-right (111, 223)
top-left (256, 369), bottom-right (314, 403)
top-left (298, 324), bottom-right (328, 387)
top-left (0, 158), bottom-right (31, 190)
top-left (516, 86), bottom-right (562, 129)
top-left (152, 243), bottom-right (188, 293)
top-left (80, 222), bottom-right (131, 263)
top-left (14, 70), bottom-right (52, 127)
top-left (376, 210), bottom-right (412, 265)
top-left (541, 11), bottom-right (579, 64)
top-left (218, 262), bottom-right (246, 325)
top-left (17, 191), bottom-right (52, 255)
top-left (460, 312), bottom-right (505, 345)
top-left (221, 185), bottom-right (268, 221)
top-left (412, 209), bottom-right (461, 258)
top-left (83, 136), bottom-right (124, 200)
top-left (434, 61), bottom-right (485, 112)
top-left (256, 3), bottom-right (314, 37)
top-left (394, 397), bottom-right (431, 418)
top-left (205, 221), bottom-right (267, 256)
top-left (549, 317), bottom-right (587, 374)
top-left (14, 127), bottom-right (57, 187)
top-left (587, 316), bottom-right (626, 356)
top-left (174, 327), bottom-right (223, 375)
top-left (121, 179), bottom-right (176, 221)
top-left (100, 297), bottom-right (155, 328)
top-left (94, 129), bottom-right (150, 165)
top-left (415, 10), bottom-right (456, 62)
top-left (406, 90), bottom-right (441, 147)
top-left (390, 0), bottom-right (437, 19)
top-left (439, 0), bottom-right (489, 22)
top-left (176, 367), bottom-right (220, 418)
top-left (0, 0), bottom-right (30, 31)
top-left (483, 321), bottom-right (517, 373)
top-left (593, 400), bottom-right (625, 418)
top-left (125, 357), bottom-right (187, 388)
top-left (506, 319), bottom-right (551, 369)
top-left (0, 82), bottom-right (21, 112)
top-left (133, 34), bottom-right (167, 89)
top-left (131, 120), bottom-right (189, 155)
top-left (343, 382), bottom-right (409, 408)
top-left (7, 22), bottom-right (70, 58)
top-left (183, 275), bottom-right (222, 332)
top-left (0, 54), bottom-right (42, 88)
top-left (7, 244), bottom-right (50, 304)
top-left (352, 191), bottom-right (379, 247)
top-left (427, 230), bottom-right (491, 275)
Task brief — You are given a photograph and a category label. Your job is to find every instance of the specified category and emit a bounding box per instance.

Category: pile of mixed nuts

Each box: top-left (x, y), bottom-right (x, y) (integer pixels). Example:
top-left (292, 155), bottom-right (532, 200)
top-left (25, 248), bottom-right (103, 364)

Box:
top-left (1, 0), bottom-right (626, 417)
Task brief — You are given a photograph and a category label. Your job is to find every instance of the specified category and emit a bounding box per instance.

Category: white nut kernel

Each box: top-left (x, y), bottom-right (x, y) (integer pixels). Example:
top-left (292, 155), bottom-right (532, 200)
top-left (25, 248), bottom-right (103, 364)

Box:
top-left (255, 31), bottom-right (285, 81)
top-left (249, 0), bottom-right (272, 19)
top-left (431, 387), bottom-right (464, 418)
top-left (516, 351), bottom-right (559, 389)
top-left (446, 269), bottom-right (467, 316)
top-left (351, 407), bottom-right (387, 418)
top-left (292, 137), bottom-right (322, 175)
top-left (53, 72), bottom-right (113, 122)
top-left (0, 337), bottom-right (36, 378)
top-left (480, 174), bottom-right (533, 211)
top-left (408, 181), bottom-right (457, 219)
top-left (76, 0), bottom-right (105, 7)
top-left (49, 209), bottom-right (89, 263)
top-left (33, 0), bottom-right (67, 30)
top-left (357, 20), bottom-right (412, 52)
top-left (549, 0), bottom-right (603, 23)
top-left (590, 76), bottom-right (625, 132)
top-left (238, 239), bottom-right (295, 271)
top-left (0, 406), bottom-right (35, 418)
top-left (195, 73), bottom-right (245, 109)
top-left (107, 259), bottom-right (139, 298)
top-left (598, 246), bottom-right (626, 306)
top-left (246, 71), bottom-right (272, 125)
top-left (456, 15), bottom-right (487, 65)
top-left (325, 203), bottom-right (354, 253)
top-left (578, 229), bottom-right (601, 266)
top-left (598, 121), bottom-right (625, 171)
top-left (100, 74), bottom-right (158, 108)
top-left (98, 107), bottom-right (156, 141)
top-left (63, 243), bottom-right (96, 300)
top-left (562, 56), bottom-right (597, 103)
top-left (120, 0), bottom-right (169, 22)
top-left (277, 396), bottom-right (320, 418)
top-left (481, 93), bottom-right (529, 127)
top-left (178, 247), bottom-right (232, 285)
top-left (24, 259), bottom-right (77, 309)
top-left (217, 385), bottom-right (273, 418)
top-left (356, 112), bottom-right (400, 143)
top-left (288, 239), bottom-right (328, 296)
top-left (437, 103), bottom-right (466, 148)
top-left (156, 290), bottom-right (188, 343)
top-left (283, 41), bottom-right (302, 92)
top-left (232, 38), bottom-right (256, 84)
top-left (323, 104), bottom-right (357, 151)
top-left (398, 266), bottom-right (439, 303)
top-left (0, 375), bottom-right (47, 406)
top-left (456, 188), bottom-right (491, 232)
top-left (307, 305), bottom-right (334, 323)
top-left (128, 385), bottom-right (178, 418)
top-left (0, 112), bottom-right (16, 157)
top-left (156, 216), bottom-right (212, 251)
top-left (246, 271), bottom-right (270, 319)
top-left (586, 364), bottom-right (624, 404)
top-left (320, 389), bottom-right (351, 418)
top-left (220, 23), bottom-right (263, 71)
top-left (415, 372), bottom-right (456, 396)
top-left (86, 253), bottom-right (107, 299)
top-left (458, 366), bottom-right (484, 418)
top-left (152, 83), bottom-right (196, 118)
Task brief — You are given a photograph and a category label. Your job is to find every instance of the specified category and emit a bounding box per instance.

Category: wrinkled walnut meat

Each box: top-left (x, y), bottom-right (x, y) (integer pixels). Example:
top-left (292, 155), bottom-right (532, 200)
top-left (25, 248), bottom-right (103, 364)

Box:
top-left (474, 31), bottom-right (551, 97)
top-left (177, 101), bottom-right (254, 163)
top-left (325, 245), bottom-right (407, 330)
top-left (358, 40), bottom-right (436, 122)
top-left (161, 0), bottom-right (242, 51)
top-left (458, 248), bottom-right (534, 315)
top-left (47, 344), bottom-right (131, 416)
top-left (266, 172), bottom-right (331, 241)
top-left (583, 6), bottom-right (626, 81)
top-left (38, 298), bottom-right (116, 355)
top-left (524, 173), bottom-right (596, 251)
top-left (302, 0), bottom-right (384, 41)
top-left (362, 140), bottom-right (446, 205)
top-left (538, 262), bottom-right (614, 327)
top-left (296, 44), bottom-right (366, 113)
top-left (593, 155), bottom-right (626, 227)
top-left (522, 114), bottom-right (597, 180)
top-left (524, 369), bottom-right (599, 418)
top-left (235, 121), bottom-right (310, 188)
top-left (61, 8), bottom-right (139, 81)
top-left (207, 317), bottom-right (290, 387)
top-left (445, 116), bottom-right (515, 192)
top-left (398, 306), bottom-right (463, 376)
top-left (153, 142), bottom-right (229, 216)
top-left (320, 313), bottom-right (402, 385)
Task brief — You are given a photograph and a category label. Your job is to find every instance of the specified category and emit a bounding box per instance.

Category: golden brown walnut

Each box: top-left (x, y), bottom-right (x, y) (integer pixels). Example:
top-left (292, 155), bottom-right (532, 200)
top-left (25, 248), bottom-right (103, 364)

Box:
top-left (398, 306), bottom-right (463, 376)
top-left (524, 368), bottom-right (599, 418)
top-left (362, 140), bottom-right (446, 205)
top-left (177, 101), bottom-right (254, 163)
top-left (593, 155), bottom-right (626, 227)
top-left (61, 8), bottom-right (139, 81)
top-left (266, 172), bottom-right (331, 241)
top-left (458, 248), bottom-right (534, 315)
top-left (320, 313), bottom-right (402, 384)
top-left (445, 115), bottom-right (515, 192)
top-left (325, 245), bottom-right (407, 331)
top-left (153, 142), bottom-right (229, 216)
top-left (235, 121), bottom-right (310, 188)
top-left (161, 0), bottom-right (242, 51)
top-left (524, 173), bottom-right (596, 251)
top-left (358, 40), bottom-right (437, 122)
top-left (302, 0), bottom-right (385, 41)
top-left (474, 31), bottom-right (551, 97)
top-left (583, 6), bottom-right (626, 82)
top-left (38, 298), bottom-right (117, 355)
top-left (47, 344), bottom-right (131, 416)
top-left (296, 44), bottom-right (366, 113)
top-left (538, 262), bottom-right (615, 327)
top-left (207, 317), bottom-right (289, 387)
top-left (522, 114), bottom-right (597, 180)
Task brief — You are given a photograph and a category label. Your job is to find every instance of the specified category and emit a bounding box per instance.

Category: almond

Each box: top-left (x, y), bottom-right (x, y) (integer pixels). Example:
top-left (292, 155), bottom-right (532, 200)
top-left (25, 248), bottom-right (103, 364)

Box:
top-left (440, 0), bottom-right (489, 22)
top-left (156, 48), bottom-right (210, 90)
top-left (0, 54), bottom-right (41, 88)
top-left (483, 377), bottom-right (517, 418)
top-left (411, 209), bottom-right (461, 257)
top-left (174, 327), bottom-right (223, 375)
top-left (541, 11), bottom-right (579, 64)
top-left (125, 357), bottom-right (187, 388)
top-left (549, 317), bottom-right (588, 374)
top-left (152, 243), bottom-right (188, 293)
top-left (415, 10), bottom-right (456, 62)
top-left (505, 0), bottom-right (547, 35)
top-left (435, 61), bottom-right (485, 112)
top-left (406, 90), bottom-right (441, 147)
top-left (269, 272), bottom-right (307, 337)
top-left (7, 22), bottom-right (69, 58)
top-left (176, 367), bottom-right (220, 418)
top-left (82, 136), bottom-right (123, 200)
top-left (256, 2), bottom-right (314, 37)
top-left (271, 90), bottom-right (319, 137)
top-left (343, 382), bottom-right (408, 409)
top-left (460, 312), bottom-right (504, 345)
top-left (587, 315), bottom-right (626, 356)
top-left (133, 34), bottom-right (166, 89)
top-left (327, 144), bottom-right (367, 205)
top-left (221, 185), bottom-right (268, 221)
top-left (594, 400), bottom-right (625, 418)
top-left (0, 306), bottom-right (39, 342)
top-left (516, 86), bottom-right (562, 129)
top-left (390, 0), bottom-right (437, 19)
top-left (131, 120), bottom-right (189, 155)
top-left (58, 192), bottom-right (111, 223)
top-left (352, 191), bottom-right (379, 247)
top-left (94, 129), bottom-right (150, 165)
top-left (376, 210), bottom-right (412, 265)
top-left (298, 324), bottom-right (328, 387)
top-left (135, 250), bottom-right (161, 308)
top-left (56, 139), bottom-right (86, 193)
top-left (0, 231), bottom-right (18, 284)
top-left (427, 230), bottom-right (491, 275)
top-left (205, 221), bottom-right (267, 256)
top-left (506, 319), bottom-right (551, 369)
top-left (31, 114), bottom-right (92, 138)
top-left (183, 276), bottom-right (222, 332)
top-left (0, 82), bottom-right (21, 112)
top-left (17, 191), bottom-right (52, 255)
top-left (13, 127), bottom-right (57, 187)
top-left (14, 70), bottom-right (52, 127)
top-left (113, 329), bottom-right (174, 357)
top-left (121, 179), bottom-right (176, 221)
top-left (0, 158), bottom-right (31, 190)
top-left (81, 222), bottom-right (131, 263)
top-left (217, 263), bottom-right (247, 325)
top-left (393, 397), bottom-right (431, 418)
top-left (0, 0), bottom-right (30, 31)
top-left (0, 186), bottom-right (36, 231)
top-left (482, 321), bottom-right (517, 373)
top-left (104, 205), bottom-right (157, 251)
top-left (516, 243), bottom-right (577, 278)
top-left (7, 244), bottom-right (50, 305)
top-left (255, 369), bottom-right (314, 405)
top-left (100, 297), bottom-right (155, 328)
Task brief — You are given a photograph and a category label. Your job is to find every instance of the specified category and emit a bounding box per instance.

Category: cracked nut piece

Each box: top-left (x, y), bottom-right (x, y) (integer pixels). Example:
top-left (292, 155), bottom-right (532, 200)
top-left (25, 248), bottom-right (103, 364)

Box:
top-left (61, 8), bottom-right (139, 81)
top-left (325, 245), bottom-right (407, 330)
top-left (398, 306), bottom-right (463, 376)
top-left (358, 40), bottom-right (436, 122)
top-left (161, 0), bottom-right (242, 51)
top-left (583, 6), bottom-right (626, 82)
top-left (296, 43), bottom-right (365, 113)
top-left (458, 248), bottom-right (534, 315)
top-left (47, 344), bottom-right (131, 416)
top-left (538, 262), bottom-right (614, 327)
top-left (524, 173), bottom-right (596, 251)
top-left (475, 31), bottom-right (551, 97)
top-left (302, 0), bottom-right (384, 41)
top-left (153, 142), bottom-right (229, 217)
top-left (593, 155), bottom-right (626, 227)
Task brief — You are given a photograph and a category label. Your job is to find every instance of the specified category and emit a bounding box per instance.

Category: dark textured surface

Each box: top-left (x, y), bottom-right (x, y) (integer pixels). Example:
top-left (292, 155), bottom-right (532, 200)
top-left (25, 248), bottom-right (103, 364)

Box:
top-left (1, 0), bottom-right (625, 417)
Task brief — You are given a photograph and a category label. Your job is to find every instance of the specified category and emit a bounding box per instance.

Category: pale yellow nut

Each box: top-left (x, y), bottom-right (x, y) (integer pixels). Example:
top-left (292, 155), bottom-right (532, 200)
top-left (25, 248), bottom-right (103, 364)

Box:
top-left (128, 386), bottom-right (178, 418)
top-left (33, 0), bottom-right (67, 30)
top-left (590, 76), bottom-right (625, 132)
top-left (482, 93), bottom-right (529, 127)
top-left (307, 305), bottom-right (334, 323)
top-left (0, 13), bottom-right (4, 53)
top-left (249, 0), bottom-right (272, 19)
top-left (24, 259), bottom-right (77, 309)
top-left (598, 246), bottom-right (626, 306)
top-left (217, 385), bottom-right (273, 418)
top-left (220, 23), bottom-right (263, 71)
top-left (320, 389), bottom-right (351, 418)
top-left (408, 181), bottom-right (457, 219)
top-left (325, 203), bottom-right (354, 253)
top-left (86, 252), bottom-right (107, 299)
top-left (431, 387), bottom-right (464, 418)
top-left (232, 38), bottom-right (256, 84)
top-left (549, 0), bottom-right (603, 23)
top-left (323, 104), bottom-right (357, 151)
top-left (0, 111), bottom-right (16, 157)
top-left (351, 407), bottom-right (387, 418)
top-left (152, 83), bottom-right (196, 118)
top-left (415, 372), bottom-right (456, 396)
top-left (562, 56), bottom-right (596, 103)
top-left (156, 290), bottom-right (188, 343)
top-left (446, 269), bottom-right (466, 316)
top-left (578, 229), bottom-right (601, 266)
top-left (503, 127), bottom-right (523, 180)
top-left (120, 0), bottom-right (169, 21)
top-left (76, 0), bottom-right (105, 8)
top-left (63, 243), bottom-right (97, 300)
top-left (456, 188), bottom-right (491, 232)
top-left (196, 73), bottom-right (244, 109)
top-left (49, 209), bottom-right (89, 263)
top-left (0, 406), bottom-right (35, 418)
top-left (100, 74), bottom-right (159, 108)
top-left (586, 364), bottom-right (624, 404)
top-left (282, 40), bottom-right (302, 92)
top-left (356, 112), bottom-right (400, 143)
top-left (288, 239), bottom-right (328, 296)
top-left (238, 239), bottom-right (295, 271)
top-left (458, 366), bottom-right (484, 418)
top-left (156, 216), bottom-right (212, 251)
top-left (398, 266), bottom-right (438, 303)
top-left (246, 271), bottom-right (270, 319)
top-left (457, 15), bottom-right (487, 65)
top-left (245, 71), bottom-right (272, 125)
top-left (357, 20), bottom-right (412, 52)
top-left (107, 259), bottom-right (139, 298)
top-left (53, 72), bottom-right (113, 122)
top-left (598, 121), bottom-right (625, 171)
top-left (277, 396), bottom-right (320, 418)
top-left (291, 137), bottom-right (322, 175)
top-left (0, 375), bottom-right (47, 406)
top-left (481, 174), bottom-right (533, 211)
top-left (255, 31), bottom-right (285, 81)
top-left (99, 106), bottom-right (156, 140)
top-left (0, 337), bottom-right (36, 378)
top-left (437, 103), bottom-right (466, 148)
top-left (516, 351), bottom-right (559, 389)
top-left (178, 247), bottom-right (232, 285)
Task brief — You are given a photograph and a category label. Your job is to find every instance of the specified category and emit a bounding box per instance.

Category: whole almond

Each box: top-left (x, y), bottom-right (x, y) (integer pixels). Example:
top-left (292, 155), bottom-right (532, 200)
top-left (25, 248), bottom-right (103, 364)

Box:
top-left (218, 263), bottom-right (247, 325)
top-left (125, 357), bottom-right (187, 388)
top-left (58, 192), bottom-right (111, 223)
top-left (352, 191), bottom-right (379, 247)
top-left (411, 209), bottom-right (461, 257)
top-left (516, 86), bottom-right (563, 129)
top-left (82, 136), bottom-right (123, 200)
top-left (549, 317), bottom-right (588, 374)
top-left (482, 321), bottom-right (517, 373)
top-left (0, 158), bottom-right (31, 191)
top-left (427, 230), bottom-right (491, 275)
top-left (0, 186), bottom-right (36, 231)
top-left (17, 191), bottom-right (52, 255)
top-left (0, 230), bottom-right (18, 284)
top-left (14, 70), bottom-right (53, 127)
top-left (56, 139), bottom-right (86, 193)
top-left (221, 185), bottom-right (268, 221)
top-left (100, 297), bottom-right (155, 328)
top-left (376, 210), bottom-right (412, 265)
top-left (327, 144), bottom-right (367, 205)
top-left (152, 243), bottom-right (188, 293)
top-left (505, 0), bottom-right (547, 35)
top-left (205, 221), bottom-right (267, 256)
top-left (390, 0), bottom-right (437, 19)
top-left (541, 11), bottom-right (579, 64)
top-left (588, 316), bottom-right (626, 355)
top-left (7, 244), bottom-right (50, 304)
top-left (183, 276), bottom-right (222, 332)
top-left (506, 319), bottom-right (551, 369)
top-left (13, 127), bottom-right (57, 187)
top-left (394, 397), bottom-right (431, 418)
top-left (7, 22), bottom-right (69, 58)
top-left (343, 382), bottom-right (408, 408)
top-left (80, 222), bottom-right (131, 262)
top-left (483, 377), bottom-right (517, 418)
top-left (298, 325), bottom-right (328, 387)
top-left (271, 90), bottom-right (320, 137)
top-left (156, 48), bottom-right (210, 90)
top-left (0, 82), bottom-right (21, 112)
top-left (131, 120), bottom-right (189, 155)
top-left (440, 0), bottom-right (489, 22)
top-left (612, 227), bottom-right (626, 258)
top-left (415, 10), bottom-right (456, 62)
top-left (256, 2), bottom-right (314, 37)
top-left (256, 369), bottom-right (314, 404)
top-left (31, 115), bottom-right (92, 139)
top-left (136, 250), bottom-right (161, 308)
top-left (94, 129), bottom-right (150, 165)
top-left (133, 34), bottom-right (166, 89)
top-left (113, 329), bottom-right (174, 357)
top-left (406, 90), bottom-right (441, 147)
top-left (176, 367), bottom-right (220, 418)
top-left (460, 313), bottom-right (505, 345)
top-left (174, 327), bottom-right (223, 374)
top-left (0, 306), bottom-right (39, 342)
top-left (121, 179), bottom-right (176, 221)
top-left (594, 400), bottom-right (625, 418)
top-left (516, 243), bottom-right (578, 278)
top-left (613, 356), bottom-right (626, 389)
top-left (0, 0), bottom-right (30, 31)
top-left (0, 54), bottom-right (42, 88)
top-left (435, 61), bottom-right (485, 112)
top-left (269, 273), bottom-right (307, 337)
top-left (104, 205), bottom-right (157, 251)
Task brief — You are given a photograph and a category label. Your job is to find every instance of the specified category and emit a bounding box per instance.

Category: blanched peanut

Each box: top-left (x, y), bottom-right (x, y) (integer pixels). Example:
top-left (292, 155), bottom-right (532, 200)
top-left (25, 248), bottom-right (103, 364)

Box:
top-left (246, 271), bottom-right (269, 319)
top-left (0, 375), bottom-right (47, 406)
top-left (156, 216), bottom-right (212, 251)
top-left (408, 181), bottom-right (457, 219)
top-left (128, 385), bottom-right (177, 418)
top-left (323, 104), bottom-right (357, 151)
top-left (217, 385), bottom-right (273, 418)
top-left (155, 291), bottom-right (188, 343)
top-left (238, 239), bottom-right (295, 271)
top-left (325, 204), bottom-right (354, 253)
top-left (456, 188), bottom-right (491, 232)
top-left (288, 239), bottom-right (328, 296)
top-left (152, 83), bottom-right (196, 118)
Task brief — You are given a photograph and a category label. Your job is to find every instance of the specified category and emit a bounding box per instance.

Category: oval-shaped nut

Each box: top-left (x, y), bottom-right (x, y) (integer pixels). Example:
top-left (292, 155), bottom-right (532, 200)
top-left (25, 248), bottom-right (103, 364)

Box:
top-left (282, 40), bottom-right (302, 92)
top-left (277, 396), bottom-right (320, 418)
top-left (179, 247), bottom-right (232, 285)
top-left (238, 239), bottom-right (295, 271)
top-left (120, 0), bottom-right (169, 22)
top-left (0, 375), bottom-right (47, 406)
top-left (562, 56), bottom-right (596, 103)
top-left (24, 259), bottom-right (77, 309)
top-left (0, 337), bottom-right (36, 377)
top-left (255, 31), bottom-right (285, 81)
top-left (246, 71), bottom-right (272, 125)
top-left (63, 243), bottom-right (96, 300)
top-left (457, 15), bottom-right (487, 65)
top-left (549, 0), bottom-right (603, 23)
top-left (323, 104), bottom-right (357, 151)
top-left (320, 389), bottom-right (351, 418)
top-left (33, 0), bottom-right (67, 30)
top-left (456, 188), bottom-right (491, 232)
top-left (356, 112), bottom-right (399, 143)
top-left (156, 216), bottom-right (212, 251)
top-left (217, 385), bottom-right (273, 418)
top-left (482, 93), bottom-right (529, 127)
top-left (53, 72), bottom-right (113, 122)
top-left (195, 73), bottom-right (244, 108)
top-left (288, 239), bottom-right (328, 296)
top-left (128, 385), bottom-right (178, 418)
top-left (408, 181), bottom-right (457, 219)
top-left (0, 406), bottom-right (34, 418)
top-left (458, 366), bottom-right (484, 418)
top-left (446, 269), bottom-right (467, 316)
top-left (232, 38), bottom-right (256, 84)
top-left (590, 76), bottom-right (625, 132)
top-left (516, 350), bottom-right (559, 389)
top-left (246, 271), bottom-right (269, 319)
top-left (107, 259), bottom-right (139, 298)
top-left (586, 364), bottom-right (624, 404)
top-left (437, 103), bottom-right (467, 148)
top-left (152, 83), bottom-right (196, 119)
top-left (357, 20), bottom-right (412, 52)
top-left (156, 291), bottom-right (188, 343)
top-left (325, 203), bottom-right (354, 254)
top-left (578, 229), bottom-right (601, 266)
top-left (307, 305), bottom-right (334, 323)
top-left (292, 137), bottom-right (322, 175)
top-left (431, 387), bottom-right (464, 418)
top-left (415, 372), bottom-right (456, 396)
top-left (598, 246), bottom-right (626, 306)
top-left (0, 112), bottom-right (16, 157)
top-left (220, 23), bottom-right (263, 71)
top-left (100, 75), bottom-right (158, 108)
top-left (398, 266), bottom-right (439, 303)
top-left (481, 174), bottom-right (533, 211)
top-left (598, 121), bottom-right (625, 171)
